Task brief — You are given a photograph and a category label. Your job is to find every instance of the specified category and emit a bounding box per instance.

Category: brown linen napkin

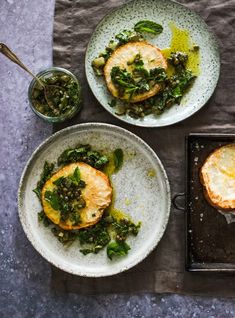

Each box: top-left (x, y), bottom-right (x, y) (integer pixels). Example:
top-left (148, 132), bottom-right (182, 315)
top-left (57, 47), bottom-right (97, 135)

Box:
top-left (52, 0), bottom-right (235, 295)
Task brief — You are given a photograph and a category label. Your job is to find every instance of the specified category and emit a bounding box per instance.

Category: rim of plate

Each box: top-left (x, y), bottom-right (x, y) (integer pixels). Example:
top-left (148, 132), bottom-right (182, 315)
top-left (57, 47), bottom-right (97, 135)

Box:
top-left (18, 123), bottom-right (171, 277)
top-left (85, 0), bottom-right (220, 128)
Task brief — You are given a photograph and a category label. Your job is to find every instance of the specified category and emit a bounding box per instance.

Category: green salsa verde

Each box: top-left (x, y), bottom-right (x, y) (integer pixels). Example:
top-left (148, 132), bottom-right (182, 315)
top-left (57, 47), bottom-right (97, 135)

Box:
top-left (34, 145), bottom-right (141, 260)
top-left (31, 71), bottom-right (81, 118)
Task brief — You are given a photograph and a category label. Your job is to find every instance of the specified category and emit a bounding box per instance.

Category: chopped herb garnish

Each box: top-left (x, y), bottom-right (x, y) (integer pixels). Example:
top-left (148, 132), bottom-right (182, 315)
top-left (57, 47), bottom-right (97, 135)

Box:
top-left (78, 220), bottom-right (111, 254)
top-left (109, 52), bottom-right (196, 118)
top-left (112, 218), bottom-right (141, 242)
top-left (77, 217), bottom-right (140, 258)
top-left (110, 63), bottom-right (167, 100)
top-left (51, 227), bottom-right (78, 244)
top-left (47, 213), bottom-right (141, 260)
top-left (145, 69), bottom-right (196, 116)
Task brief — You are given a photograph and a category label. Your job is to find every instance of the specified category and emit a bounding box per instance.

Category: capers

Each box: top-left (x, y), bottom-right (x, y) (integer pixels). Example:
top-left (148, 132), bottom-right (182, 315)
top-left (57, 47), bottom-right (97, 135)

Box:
top-left (116, 235), bottom-right (124, 242)
top-left (78, 180), bottom-right (86, 188)
top-left (168, 52), bottom-right (188, 67)
top-left (32, 89), bottom-right (40, 99)
top-left (60, 75), bottom-right (70, 82)
top-left (107, 40), bottom-right (118, 51)
top-left (48, 171), bottom-right (87, 225)
top-left (31, 71), bottom-right (80, 117)
top-left (64, 178), bottom-right (72, 188)
top-left (76, 197), bottom-right (86, 209)
top-left (45, 76), bottom-right (58, 84)
top-left (92, 56), bottom-right (105, 68)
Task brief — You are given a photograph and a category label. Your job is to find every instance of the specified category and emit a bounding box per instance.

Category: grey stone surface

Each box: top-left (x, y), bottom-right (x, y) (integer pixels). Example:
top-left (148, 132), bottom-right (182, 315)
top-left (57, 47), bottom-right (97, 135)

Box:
top-left (1, 0), bottom-right (235, 317)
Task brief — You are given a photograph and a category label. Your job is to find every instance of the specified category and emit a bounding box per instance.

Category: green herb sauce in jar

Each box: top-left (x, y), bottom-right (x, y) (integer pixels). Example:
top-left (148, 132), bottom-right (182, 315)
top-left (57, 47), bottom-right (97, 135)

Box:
top-left (30, 69), bottom-right (81, 119)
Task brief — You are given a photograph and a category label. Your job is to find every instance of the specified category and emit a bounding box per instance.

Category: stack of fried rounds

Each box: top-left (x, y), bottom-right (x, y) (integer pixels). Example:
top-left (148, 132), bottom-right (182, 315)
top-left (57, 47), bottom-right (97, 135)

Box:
top-left (200, 144), bottom-right (235, 211)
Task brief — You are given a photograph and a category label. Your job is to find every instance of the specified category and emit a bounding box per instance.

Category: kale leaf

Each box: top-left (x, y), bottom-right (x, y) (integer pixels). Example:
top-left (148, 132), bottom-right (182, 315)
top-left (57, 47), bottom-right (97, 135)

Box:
top-left (78, 220), bottom-right (111, 255)
top-left (33, 161), bottom-right (54, 199)
top-left (113, 148), bottom-right (124, 173)
top-left (57, 144), bottom-right (108, 169)
top-left (44, 191), bottom-right (61, 210)
top-left (38, 210), bottom-right (52, 227)
top-left (111, 64), bottom-right (167, 99)
top-left (107, 241), bottom-right (130, 260)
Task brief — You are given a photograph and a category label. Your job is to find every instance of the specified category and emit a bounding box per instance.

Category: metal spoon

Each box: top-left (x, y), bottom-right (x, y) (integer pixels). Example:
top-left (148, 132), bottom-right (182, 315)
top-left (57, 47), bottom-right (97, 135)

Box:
top-left (0, 43), bottom-right (62, 115)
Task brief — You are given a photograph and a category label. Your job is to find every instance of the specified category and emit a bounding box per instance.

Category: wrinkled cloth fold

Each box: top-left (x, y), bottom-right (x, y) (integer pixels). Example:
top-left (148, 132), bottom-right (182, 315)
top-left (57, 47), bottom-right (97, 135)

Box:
top-left (52, 0), bottom-right (235, 295)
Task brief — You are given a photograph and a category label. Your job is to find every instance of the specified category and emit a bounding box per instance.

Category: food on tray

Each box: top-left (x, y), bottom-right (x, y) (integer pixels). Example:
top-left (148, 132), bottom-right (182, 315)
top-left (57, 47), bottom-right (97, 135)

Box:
top-left (31, 71), bottom-right (80, 117)
top-left (92, 20), bottom-right (199, 118)
top-left (33, 145), bottom-right (141, 259)
top-left (200, 144), bottom-right (235, 211)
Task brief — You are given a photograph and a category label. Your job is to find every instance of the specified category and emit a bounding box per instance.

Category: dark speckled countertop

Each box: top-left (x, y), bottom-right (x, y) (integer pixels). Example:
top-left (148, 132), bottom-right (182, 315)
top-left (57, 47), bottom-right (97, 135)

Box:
top-left (1, 0), bottom-right (235, 317)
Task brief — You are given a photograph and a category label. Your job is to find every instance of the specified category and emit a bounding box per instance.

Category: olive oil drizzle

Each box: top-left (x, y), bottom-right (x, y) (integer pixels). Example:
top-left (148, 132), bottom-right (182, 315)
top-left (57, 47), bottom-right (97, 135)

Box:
top-left (162, 22), bottom-right (200, 76)
top-left (104, 156), bottom-right (131, 221)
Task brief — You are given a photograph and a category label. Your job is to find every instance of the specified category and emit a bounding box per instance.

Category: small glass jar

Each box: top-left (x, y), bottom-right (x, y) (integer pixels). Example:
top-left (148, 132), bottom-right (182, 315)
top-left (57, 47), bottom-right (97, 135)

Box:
top-left (28, 67), bottom-right (82, 123)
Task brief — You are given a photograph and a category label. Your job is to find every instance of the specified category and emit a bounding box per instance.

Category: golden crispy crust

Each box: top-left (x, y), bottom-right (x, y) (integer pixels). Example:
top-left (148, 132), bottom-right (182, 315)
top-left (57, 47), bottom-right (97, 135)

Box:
top-left (200, 170), bottom-right (233, 212)
top-left (41, 162), bottom-right (112, 230)
top-left (104, 41), bottom-right (167, 103)
top-left (200, 144), bottom-right (235, 211)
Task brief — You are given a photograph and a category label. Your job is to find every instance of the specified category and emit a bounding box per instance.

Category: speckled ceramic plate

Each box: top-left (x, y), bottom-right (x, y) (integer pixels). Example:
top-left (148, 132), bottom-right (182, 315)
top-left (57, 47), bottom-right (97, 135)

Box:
top-left (18, 123), bottom-right (170, 277)
top-left (85, 0), bottom-right (220, 127)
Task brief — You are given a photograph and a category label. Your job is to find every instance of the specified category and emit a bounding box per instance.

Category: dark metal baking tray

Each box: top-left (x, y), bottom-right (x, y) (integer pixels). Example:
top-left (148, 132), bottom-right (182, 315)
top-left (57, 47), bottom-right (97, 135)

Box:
top-left (185, 133), bottom-right (235, 272)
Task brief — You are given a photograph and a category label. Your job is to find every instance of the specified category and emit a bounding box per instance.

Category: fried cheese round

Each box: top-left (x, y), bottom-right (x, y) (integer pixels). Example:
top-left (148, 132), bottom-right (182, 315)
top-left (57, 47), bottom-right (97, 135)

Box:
top-left (41, 162), bottom-right (112, 230)
top-left (200, 144), bottom-right (235, 211)
top-left (104, 41), bottom-right (167, 103)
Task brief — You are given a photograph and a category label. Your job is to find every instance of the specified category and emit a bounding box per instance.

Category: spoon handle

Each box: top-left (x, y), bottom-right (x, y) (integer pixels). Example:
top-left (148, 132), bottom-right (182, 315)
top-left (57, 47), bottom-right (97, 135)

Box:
top-left (0, 43), bottom-right (44, 86)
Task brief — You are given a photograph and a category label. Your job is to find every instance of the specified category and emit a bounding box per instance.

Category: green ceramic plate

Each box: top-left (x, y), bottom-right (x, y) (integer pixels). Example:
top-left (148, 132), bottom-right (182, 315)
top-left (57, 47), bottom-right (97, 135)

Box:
top-left (85, 0), bottom-right (220, 127)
